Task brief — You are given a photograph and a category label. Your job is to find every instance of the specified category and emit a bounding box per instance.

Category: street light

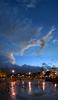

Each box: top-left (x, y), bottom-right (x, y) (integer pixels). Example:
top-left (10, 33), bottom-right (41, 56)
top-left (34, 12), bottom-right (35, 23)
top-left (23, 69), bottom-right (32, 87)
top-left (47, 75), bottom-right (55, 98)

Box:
top-left (12, 69), bottom-right (15, 74)
top-left (29, 72), bottom-right (31, 75)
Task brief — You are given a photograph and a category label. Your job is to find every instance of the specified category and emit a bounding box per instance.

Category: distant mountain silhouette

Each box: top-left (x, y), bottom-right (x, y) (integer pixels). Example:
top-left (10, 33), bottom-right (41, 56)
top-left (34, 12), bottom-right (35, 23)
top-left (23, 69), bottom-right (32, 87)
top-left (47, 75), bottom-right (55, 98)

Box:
top-left (0, 62), bottom-right (41, 73)
top-left (0, 62), bottom-right (58, 73)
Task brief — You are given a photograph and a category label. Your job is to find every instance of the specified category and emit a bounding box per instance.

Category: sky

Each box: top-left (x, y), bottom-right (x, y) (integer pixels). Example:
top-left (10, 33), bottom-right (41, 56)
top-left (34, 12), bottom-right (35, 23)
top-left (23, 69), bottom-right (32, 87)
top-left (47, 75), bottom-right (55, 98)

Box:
top-left (0, 0), bottom-right (58, 67)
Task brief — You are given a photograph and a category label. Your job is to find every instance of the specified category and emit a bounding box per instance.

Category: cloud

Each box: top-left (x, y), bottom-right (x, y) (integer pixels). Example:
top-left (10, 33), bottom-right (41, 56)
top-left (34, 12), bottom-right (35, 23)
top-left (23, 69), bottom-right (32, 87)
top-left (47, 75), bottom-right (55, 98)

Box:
top-left (25, 0), bottom-right (37, 8)
top-left (22, 0), bottom-right (48, 8)
top-left (39, 26), bottom-right (56, 47)
top-left (16, 0), bottom-right (37, 8)
top-left (0, 7), bottom-right (56, 57)
top-left (52, 39), bottom-right (58, 44)
top-left (0, 0), bottom-right (57, 65)
top-left (20, 26), bottom-right (56, 55)
top-left (23, 0), bottom-right (49, 8)
top-left (0, 17), bottom-right (43, 52)
top-left (16, 0), bottom-right (48, 8)
top-left (0, 14), bottom-right (43, 57)
top-left (0, 52), bottom-right (16, 64)
top-left (6, 52), bottom-right (16, 64)
top-left (0, 0), bottom-right (56, 58)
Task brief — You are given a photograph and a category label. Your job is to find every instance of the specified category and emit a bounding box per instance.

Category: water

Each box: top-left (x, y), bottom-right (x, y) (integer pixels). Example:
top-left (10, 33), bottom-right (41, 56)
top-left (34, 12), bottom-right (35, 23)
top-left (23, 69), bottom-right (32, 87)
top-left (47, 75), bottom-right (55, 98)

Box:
top-left (0, 80), bottom-right (58, 100)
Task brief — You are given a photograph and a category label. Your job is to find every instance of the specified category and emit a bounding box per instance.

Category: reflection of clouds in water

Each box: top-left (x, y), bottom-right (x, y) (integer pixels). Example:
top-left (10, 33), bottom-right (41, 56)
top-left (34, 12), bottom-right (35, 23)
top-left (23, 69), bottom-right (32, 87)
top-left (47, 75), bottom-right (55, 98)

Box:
top-left (10, 81), bottom-right (16, 99)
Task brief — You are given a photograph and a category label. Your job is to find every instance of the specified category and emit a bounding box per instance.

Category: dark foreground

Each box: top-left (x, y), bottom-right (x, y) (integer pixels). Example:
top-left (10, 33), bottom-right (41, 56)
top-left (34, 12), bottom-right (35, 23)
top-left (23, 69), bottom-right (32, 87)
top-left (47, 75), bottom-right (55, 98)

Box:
top-left (0, 80), bottom-right (58, 100)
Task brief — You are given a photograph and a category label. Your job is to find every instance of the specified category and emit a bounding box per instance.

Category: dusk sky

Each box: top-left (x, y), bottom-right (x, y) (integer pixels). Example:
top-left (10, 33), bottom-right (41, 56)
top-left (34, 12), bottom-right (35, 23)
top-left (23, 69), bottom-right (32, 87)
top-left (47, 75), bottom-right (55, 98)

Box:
top-left (0, 0), bottom-right (58, 66)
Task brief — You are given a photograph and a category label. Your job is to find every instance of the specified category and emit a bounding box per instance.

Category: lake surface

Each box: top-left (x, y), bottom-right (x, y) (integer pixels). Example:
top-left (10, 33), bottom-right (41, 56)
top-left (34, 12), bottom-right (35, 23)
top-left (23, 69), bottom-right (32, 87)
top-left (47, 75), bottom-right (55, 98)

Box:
top-left (0, 80), bottom-right (58, 100)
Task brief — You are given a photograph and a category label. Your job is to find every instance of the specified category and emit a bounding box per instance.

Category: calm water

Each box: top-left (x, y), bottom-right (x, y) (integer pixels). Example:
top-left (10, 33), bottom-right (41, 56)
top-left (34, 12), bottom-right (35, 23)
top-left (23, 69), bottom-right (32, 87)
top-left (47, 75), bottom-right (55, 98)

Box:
top-left (0, 80), bottom-right (58, 100)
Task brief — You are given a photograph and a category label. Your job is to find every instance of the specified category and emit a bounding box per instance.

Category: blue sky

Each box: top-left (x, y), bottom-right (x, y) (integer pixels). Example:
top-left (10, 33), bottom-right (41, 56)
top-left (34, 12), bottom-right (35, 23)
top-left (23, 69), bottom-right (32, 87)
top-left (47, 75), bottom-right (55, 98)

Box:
top-left (0, 0), bottom-right (58, 66)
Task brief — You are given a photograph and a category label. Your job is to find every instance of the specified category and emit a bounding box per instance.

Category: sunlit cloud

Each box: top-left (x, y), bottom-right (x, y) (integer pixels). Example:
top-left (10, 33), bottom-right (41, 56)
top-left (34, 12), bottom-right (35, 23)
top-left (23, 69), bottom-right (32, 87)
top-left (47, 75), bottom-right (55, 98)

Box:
top-left (0, 52), bottom-right (16, 64)
top-left (20, 26), bottom-right (56, 55)
top-left (39, 26), bottom-right (56, 48)
top-left (7, 52), bottom-right (16, 64)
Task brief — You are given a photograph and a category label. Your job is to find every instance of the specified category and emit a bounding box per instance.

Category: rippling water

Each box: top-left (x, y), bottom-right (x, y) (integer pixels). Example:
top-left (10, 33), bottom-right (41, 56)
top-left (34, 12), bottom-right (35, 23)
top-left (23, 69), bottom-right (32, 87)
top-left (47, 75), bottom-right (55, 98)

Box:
top-left (0, 80), bottom-right (58, 100)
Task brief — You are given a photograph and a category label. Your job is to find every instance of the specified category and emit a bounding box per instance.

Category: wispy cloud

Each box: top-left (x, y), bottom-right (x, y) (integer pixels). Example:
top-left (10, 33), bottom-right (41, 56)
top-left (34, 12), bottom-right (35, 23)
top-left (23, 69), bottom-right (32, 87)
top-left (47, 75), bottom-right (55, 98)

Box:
top-left (25, 0), bottom-right (37, 8)
top-left (22, 0), bottom-right (48, 8)
top-left (39, 26), bottom-right (56, 47)
top-left (23, 0), bottom-right (48, 8)
top-left (0, 10), bottom-right (56, 57)
top-left (0, 52), bottom-right (16, 64)
top-left (0, 15), bottom-right (43, 56)
top-left (0, 1), bottom-right (56, 58)
top-left (52, 39), bottom-right (58, 44)
top-left (16, 0), bottom-right (37, 8)
top-left (20, 26), bottom-right (56, 55)
top-left (6, 52), bottom-right (16, 64)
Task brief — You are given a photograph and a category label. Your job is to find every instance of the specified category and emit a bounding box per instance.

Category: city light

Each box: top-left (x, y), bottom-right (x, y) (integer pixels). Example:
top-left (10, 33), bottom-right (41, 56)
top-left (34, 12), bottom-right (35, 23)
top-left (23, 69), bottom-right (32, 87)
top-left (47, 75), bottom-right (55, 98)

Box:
top-left (12, 69), bottom-right (15, 73)
top-left (29, 72), bottom-right (31, 75)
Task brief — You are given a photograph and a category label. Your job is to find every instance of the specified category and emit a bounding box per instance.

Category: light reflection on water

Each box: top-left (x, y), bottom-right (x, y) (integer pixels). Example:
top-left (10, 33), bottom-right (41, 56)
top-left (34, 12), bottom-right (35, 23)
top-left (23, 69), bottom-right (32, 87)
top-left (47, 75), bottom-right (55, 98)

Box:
top-left (54, 83), bottom-right (57, 88)
top-left (0, 80), bottom-right (58, 100)
top-left (9, 80), bottom-right (58, 97)
top-left (42, 81), bottom-right (45, 91)
top-left (10, 81), bottom-right (16, 97)
top-left (28, 81), bottom-right (32, 94)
